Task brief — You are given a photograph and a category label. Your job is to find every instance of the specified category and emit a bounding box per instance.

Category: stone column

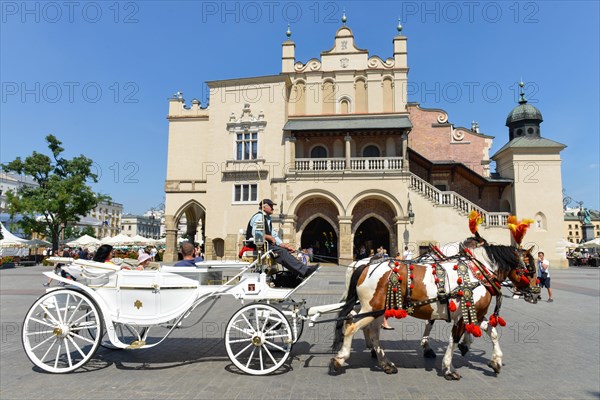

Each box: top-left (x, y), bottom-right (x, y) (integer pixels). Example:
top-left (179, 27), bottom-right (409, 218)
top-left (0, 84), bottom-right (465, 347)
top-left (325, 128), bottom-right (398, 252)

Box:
top-left (344, 134), bottom-right (352, 170)
top-left (338, 216), bottom-right (353, 265)
top-left (204, 237), bottom-right (214, 261)
top-left (401, 131), bottom-right (410, 171)
top-left (285, 135), bottom-right (296, 171)
top-left (163, 215), bottom-right (178, 262)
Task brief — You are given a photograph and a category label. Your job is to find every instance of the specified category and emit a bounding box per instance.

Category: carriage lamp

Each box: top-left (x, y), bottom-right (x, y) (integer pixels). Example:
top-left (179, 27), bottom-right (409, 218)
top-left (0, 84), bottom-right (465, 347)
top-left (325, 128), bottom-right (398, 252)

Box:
top-left (407, 198), bottom-right (415, 225)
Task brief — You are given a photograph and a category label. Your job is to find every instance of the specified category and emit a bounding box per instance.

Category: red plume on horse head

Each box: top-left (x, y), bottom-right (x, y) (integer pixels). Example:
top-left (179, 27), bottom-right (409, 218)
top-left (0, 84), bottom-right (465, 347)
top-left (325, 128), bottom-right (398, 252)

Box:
top-left (507, 215), bottom-right (534, 247)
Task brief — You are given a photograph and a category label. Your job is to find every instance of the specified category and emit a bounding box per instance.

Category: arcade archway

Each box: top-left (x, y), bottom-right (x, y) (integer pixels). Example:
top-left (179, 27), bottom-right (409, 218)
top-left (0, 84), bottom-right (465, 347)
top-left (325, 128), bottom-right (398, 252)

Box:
top-left (354, 217), bottom-right (390, 258)
top-left (300, 217), bottom-right (338, 263)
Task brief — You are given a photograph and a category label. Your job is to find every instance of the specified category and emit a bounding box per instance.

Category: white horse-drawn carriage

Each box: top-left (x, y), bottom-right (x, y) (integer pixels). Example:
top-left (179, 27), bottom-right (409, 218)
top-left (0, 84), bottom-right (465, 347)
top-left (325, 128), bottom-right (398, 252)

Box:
top-left (22, 247), bottom-right (342, 375)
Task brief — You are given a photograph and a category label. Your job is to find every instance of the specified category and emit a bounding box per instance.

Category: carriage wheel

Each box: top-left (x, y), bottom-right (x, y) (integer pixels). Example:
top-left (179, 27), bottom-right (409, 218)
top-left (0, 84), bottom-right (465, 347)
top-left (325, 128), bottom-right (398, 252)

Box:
top-left (225, 303), bottom-right (292, 375)
top-left (22, 289), bottom-right (103, 373)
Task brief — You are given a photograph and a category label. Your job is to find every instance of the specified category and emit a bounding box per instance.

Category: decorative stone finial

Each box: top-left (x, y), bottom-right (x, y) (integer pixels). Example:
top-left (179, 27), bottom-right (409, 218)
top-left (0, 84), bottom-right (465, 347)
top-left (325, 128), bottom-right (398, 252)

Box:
top-left (397, 18), bottom-right (403, 33)
top-left (286, 24), bottom-right (291, 38)
top-left (342, 10), bottom-right (347, 25)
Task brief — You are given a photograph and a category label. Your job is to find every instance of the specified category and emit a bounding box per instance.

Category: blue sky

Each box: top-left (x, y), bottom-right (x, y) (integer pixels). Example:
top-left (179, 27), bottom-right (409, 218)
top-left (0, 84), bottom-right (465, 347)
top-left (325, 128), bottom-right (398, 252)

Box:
top-left (1, 1), bottom-right (598, 213)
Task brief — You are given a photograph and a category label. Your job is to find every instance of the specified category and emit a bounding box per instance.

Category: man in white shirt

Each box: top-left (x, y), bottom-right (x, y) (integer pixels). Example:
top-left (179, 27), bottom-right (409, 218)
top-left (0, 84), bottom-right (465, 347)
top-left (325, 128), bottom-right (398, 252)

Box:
top-left (537, 251), bottom-right (553, 302)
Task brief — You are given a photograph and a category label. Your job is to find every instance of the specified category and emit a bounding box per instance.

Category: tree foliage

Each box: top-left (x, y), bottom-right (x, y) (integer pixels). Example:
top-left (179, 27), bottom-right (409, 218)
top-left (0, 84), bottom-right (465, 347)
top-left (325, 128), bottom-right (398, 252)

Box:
top-left (1, 135), bottom-right (107, 251)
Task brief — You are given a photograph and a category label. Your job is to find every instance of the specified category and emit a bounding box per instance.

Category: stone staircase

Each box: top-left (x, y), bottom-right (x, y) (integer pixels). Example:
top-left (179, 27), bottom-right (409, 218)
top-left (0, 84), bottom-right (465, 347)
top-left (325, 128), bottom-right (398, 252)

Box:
top-left (408, 173), bottom-right (509, 228)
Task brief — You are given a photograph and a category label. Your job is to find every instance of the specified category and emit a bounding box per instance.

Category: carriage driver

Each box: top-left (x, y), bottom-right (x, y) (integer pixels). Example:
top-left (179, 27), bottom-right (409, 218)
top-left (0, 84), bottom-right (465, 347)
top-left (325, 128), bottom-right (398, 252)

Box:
top-left (246, 199), bottom-right (319, 279)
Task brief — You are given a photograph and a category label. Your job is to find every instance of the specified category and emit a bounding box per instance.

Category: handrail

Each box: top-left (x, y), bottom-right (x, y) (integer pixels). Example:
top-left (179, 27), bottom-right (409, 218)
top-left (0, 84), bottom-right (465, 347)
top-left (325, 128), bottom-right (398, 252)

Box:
top-left (294, 157), bottom-right (403, 172)
top-left (408, 173), bottom-right (509, 227)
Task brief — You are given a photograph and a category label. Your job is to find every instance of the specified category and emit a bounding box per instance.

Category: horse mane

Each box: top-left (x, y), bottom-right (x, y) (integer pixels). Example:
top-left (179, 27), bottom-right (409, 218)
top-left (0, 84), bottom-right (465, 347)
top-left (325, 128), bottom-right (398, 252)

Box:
top-left (481, 245), bottom-right (519, 275)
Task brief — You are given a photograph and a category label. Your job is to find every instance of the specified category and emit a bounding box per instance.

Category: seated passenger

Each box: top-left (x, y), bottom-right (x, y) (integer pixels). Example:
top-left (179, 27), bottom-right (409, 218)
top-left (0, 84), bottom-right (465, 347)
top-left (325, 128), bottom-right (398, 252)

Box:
top-left (93, 244), bottom-right (115, 264)
top-left (246, 199), bottom-right (318, 279)
top-left (174, 242), bottom-right (198, 267)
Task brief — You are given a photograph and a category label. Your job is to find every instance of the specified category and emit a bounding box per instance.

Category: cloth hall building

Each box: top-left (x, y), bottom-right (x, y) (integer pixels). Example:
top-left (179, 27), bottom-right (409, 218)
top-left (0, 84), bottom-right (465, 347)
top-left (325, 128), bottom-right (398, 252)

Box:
top-left (163, 20), bottom-right (567, 267)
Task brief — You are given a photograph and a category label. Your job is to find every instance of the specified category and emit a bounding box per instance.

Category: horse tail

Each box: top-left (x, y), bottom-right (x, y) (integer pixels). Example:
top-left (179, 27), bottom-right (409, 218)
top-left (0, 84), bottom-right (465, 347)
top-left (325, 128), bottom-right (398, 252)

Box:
top-left (339, 261), bottom-right (357, 302)
top-left (332, 263), bottom-right (368, 351)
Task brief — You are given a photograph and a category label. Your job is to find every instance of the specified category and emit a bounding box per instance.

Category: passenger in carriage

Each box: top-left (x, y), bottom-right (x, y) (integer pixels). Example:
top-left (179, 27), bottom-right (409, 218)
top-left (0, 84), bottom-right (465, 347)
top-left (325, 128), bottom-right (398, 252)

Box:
top-left (93, 244), bottom-right (115, 264)
top-left (246, 199), bottom-right (319, 279)
top-left (174, 242), bottom-right (199, 267)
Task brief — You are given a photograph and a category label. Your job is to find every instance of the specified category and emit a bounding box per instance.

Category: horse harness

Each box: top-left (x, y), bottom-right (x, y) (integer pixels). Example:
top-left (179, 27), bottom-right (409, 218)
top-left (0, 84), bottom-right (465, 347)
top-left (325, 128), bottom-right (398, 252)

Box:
top-left (384, 246), bottom-right (502, 326)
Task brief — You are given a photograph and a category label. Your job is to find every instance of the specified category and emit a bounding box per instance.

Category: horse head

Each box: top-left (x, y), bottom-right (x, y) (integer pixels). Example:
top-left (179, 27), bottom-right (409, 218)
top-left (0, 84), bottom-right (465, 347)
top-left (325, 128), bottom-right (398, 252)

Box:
top-left (506, 246), bottom-right (540, 304)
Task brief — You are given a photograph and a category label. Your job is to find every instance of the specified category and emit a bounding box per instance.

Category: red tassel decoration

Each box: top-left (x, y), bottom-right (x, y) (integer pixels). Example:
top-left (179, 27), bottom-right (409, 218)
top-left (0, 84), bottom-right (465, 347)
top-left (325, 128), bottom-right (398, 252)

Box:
top-left (472, 325), bottom-right (482, 337)
top-left (497, 316), bottom-right (506, 326)
top-left (394, 309), bottom-right (408, 319)
top-left (393, 267), bottom-right (399, 273)
top-left (385, 309), bottom-right (393, 318)
top-left (453, 265), bottom-right (458, 270)
top-left (410, 274), bottom-right (414, 279)
top-left (392, 287), bottom-right (397, 292)
top-left (489, 314), bottom-right (497, 327)
top-left (409, 284), bottom-right (414, 289)
top-left (466, 301), bottom-right (471, 307)
top-left (457, 290), bottom-right (464, 297)
top-left (465, 323), bottom-right (473, 334)
top-left (448, 300), bottom-right (457, 312)
top-left (457, 277), bottom-right (463, 284)
top-left (435, 278), bottom-right (440, 283)
top-left (398, 276), bottom-right (403, 282)
top-left (409, 265), bottom-right (414, 270)
top-left (394, 261), bottom-right (399, 266)
top-left (520, 275), bottom-right (530, 284)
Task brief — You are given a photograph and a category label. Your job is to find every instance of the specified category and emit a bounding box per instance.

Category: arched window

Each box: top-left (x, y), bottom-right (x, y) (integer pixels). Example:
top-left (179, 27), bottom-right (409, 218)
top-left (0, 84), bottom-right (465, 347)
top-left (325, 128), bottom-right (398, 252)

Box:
top-left (311, 145), bottom-right (327, 158)
top-left (363, 145), bottom-right (380, 157)
top-left (340, 99), bottom-right (350, 114)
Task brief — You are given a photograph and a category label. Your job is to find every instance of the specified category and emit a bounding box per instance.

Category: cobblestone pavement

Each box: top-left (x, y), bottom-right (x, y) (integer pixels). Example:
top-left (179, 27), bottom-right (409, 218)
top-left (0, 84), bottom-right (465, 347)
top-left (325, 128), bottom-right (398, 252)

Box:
top-left (1, 264), bottom-right (598, 399)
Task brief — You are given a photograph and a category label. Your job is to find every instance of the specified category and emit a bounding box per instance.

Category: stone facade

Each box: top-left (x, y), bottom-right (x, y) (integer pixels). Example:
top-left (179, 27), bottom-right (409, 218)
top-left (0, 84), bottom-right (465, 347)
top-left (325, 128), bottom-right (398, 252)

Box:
top-left (163, 22), bottom-right (567, 267)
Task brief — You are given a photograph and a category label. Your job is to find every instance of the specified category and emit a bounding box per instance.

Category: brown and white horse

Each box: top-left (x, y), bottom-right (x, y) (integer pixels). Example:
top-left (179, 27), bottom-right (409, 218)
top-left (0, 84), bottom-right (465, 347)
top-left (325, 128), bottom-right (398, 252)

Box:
top-left (330, 244), bottom-right (537, 379)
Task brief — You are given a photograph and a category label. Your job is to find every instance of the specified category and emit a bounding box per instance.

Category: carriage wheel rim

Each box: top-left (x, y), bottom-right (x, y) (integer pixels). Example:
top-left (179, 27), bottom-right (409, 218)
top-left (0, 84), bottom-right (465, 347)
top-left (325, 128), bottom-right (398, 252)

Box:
top-left (22, 289), bottom-right (102, 373)
top-left (225, 303), bottom-right (292, 375)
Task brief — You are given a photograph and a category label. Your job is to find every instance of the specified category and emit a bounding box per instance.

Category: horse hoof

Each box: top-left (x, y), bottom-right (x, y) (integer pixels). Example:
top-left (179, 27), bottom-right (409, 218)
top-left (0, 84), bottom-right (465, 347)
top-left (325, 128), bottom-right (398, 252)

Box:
top-left (328, 358), bottom-right (343, 376)
top-left (383, 364), bottom-right (398, 374)
top-left (444, 371), bottom-right (461, 381)
top-left (458, 343), bottom-right (469, 357)
top-left (371, 349), bottom-right (377, 358)
top-left (423, 348), bottom-right (436, 358)
top-left (488, 360), bottom-right (502, 374)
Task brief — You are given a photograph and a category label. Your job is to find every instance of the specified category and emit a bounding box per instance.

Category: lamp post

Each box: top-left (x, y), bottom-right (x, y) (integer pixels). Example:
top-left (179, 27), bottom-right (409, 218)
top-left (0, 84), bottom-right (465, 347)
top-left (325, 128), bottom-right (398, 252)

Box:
top-left (278, 198), bottom-right (285, 240)
top-left (407, 196), bottom-right (415, 225)
top-left (577, 203), bottom-right (594, 243)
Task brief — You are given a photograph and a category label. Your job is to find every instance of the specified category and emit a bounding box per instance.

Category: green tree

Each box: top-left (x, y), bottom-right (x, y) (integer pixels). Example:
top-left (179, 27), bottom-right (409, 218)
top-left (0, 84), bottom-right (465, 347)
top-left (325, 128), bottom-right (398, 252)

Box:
top-left (1, 135), bottom-right (107, 251)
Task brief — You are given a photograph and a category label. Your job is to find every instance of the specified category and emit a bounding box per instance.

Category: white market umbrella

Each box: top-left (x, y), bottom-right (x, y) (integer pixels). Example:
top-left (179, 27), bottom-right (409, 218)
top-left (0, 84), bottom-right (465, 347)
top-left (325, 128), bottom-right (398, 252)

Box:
top-left (101, 233), bottom-right (135, 246)
top-left (556, 238), bottom-right (577, 248)
top-left (0, 222), bottom-right (28, 248)
top-left (24, 238), bottom-right (51, 248)
top-left (129, 235), bottom-right (156, 246)
top-left (67, 234), bottom-right (101, 247)
top-left (580, 238), bottom-right (600, 249)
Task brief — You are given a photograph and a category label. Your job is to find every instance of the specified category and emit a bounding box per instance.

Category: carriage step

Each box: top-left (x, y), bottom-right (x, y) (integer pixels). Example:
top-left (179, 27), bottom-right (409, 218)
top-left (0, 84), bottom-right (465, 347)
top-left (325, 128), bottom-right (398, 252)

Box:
top-left (127, 340), bottom-right (146, 349)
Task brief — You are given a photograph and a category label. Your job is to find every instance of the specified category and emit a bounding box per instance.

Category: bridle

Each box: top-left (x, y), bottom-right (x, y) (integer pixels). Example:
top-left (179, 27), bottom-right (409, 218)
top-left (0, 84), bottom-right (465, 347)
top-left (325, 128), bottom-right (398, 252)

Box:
top-left (514, 248), bottom-right (541, 303)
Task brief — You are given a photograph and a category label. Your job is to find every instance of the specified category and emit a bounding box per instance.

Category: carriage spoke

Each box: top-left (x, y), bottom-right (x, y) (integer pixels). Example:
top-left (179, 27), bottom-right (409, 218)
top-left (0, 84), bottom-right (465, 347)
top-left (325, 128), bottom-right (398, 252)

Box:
top-left (263, 320), bottom-right (282, 334)
top-left (230, 324), bottom-right (254, 337)
top-left (258, 345), bottom-right (264, 371)
top-left (40, 338), bottom-right (58, 363)
top-left (70, 310), bottom-right (94, 325)
top-left (67, 335), bottom-right (86, 358)
top-left (52, 297), bottom-right (64, 324)
top-left (31, 333), bottom-right (57, 352)
top-left (64, 339), bottom-right (73, 367)
top-left (28, 317), bottom-right (56, 329)
top-left (66, 298), bottom-right (84, 324)
top-left (39, 304), bottom-right (60, 326)
top-left (26, 329), bottom-right (55, 336)
top-left (228, 337), bottom-right (254, 344)
top-left (262, 344), bottom-right (277, 365)
top-left (233, 343), bottom-right (254, 359)
top-left (263, 340), bottom-right (286, 352)
top-left (240, 314), bottom-right (254, 332)
top-left (54, 343), bottom-right (62, 369)
top-left (63, 293), bottom-right (71, 322)
top-left (70, 332), bottom-right (95, 345)
top-left (245, 348), bottom-right (256, 368)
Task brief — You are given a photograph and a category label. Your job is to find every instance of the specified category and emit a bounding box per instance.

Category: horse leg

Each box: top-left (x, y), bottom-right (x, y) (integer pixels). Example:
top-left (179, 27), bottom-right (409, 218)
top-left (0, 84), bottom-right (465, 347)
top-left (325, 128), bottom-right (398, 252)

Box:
top-left (363, 316), bottom-right (379, 358)
top-left (442, 320), bottom-right (465, 380)
top-left (329, 315), bottom-right (376, 375)
top-left (458, 332), bottom-right (472, 356)
top-left (481, 320), bottom-right (503, 374)
top-left (367, 320), bottom-right (398, 374)
top-left (421, 320), bottom-right (437, 358)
